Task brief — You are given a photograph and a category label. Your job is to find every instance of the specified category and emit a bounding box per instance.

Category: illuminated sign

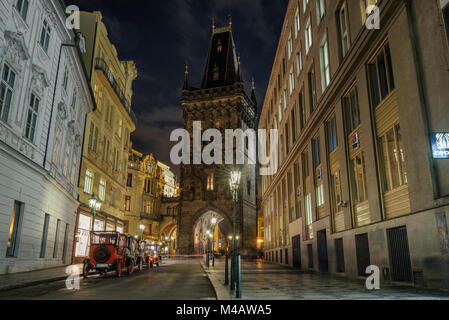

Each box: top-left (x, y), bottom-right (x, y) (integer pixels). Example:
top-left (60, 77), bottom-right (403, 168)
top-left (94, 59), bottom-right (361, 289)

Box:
top-left (431, 133), bottom-right (449, 159)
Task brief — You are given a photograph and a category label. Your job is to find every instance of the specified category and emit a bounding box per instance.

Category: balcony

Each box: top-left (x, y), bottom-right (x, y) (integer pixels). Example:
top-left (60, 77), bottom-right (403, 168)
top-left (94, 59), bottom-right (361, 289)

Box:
top-left (95, 58), bottom-right (137, 126)
top-left (140, 213), bottom-right (163, 222)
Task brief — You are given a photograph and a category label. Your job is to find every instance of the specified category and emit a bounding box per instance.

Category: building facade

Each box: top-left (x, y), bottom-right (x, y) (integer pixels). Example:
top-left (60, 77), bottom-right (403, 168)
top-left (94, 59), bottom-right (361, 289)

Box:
top-left (157, 161), bottom-right (178, 198)
top-left (178, 21), bottom-right (258, 255)
top-left (260, 0), bottom-right (449, 290)
top-left (72, 11), bottom-right (137, 263)
top-left (0, 0), bottom-right (94, 273)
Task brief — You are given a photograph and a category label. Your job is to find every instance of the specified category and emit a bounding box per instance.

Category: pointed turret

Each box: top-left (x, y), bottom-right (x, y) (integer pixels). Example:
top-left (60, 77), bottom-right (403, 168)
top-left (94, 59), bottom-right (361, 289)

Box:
top-left (250, 77), bottom-right (257, 105)
top-left (201, 17), bottom-right (240, 89)
top-left (236, 54), bottom-right (243, 83)
top-left (182, 62), bottom-right (189, 91)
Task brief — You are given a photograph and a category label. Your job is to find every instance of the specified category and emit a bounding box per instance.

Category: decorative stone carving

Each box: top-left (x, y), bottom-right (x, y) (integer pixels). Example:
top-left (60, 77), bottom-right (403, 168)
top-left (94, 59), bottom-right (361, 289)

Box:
top-left (31, 64), bottom-right (50, 96)
top-left (2, 31), bottom-right (30, 72)
top-left (57, 101), bottom-right (68, 122)
top-left (12, 6), bottom-right (29, 34)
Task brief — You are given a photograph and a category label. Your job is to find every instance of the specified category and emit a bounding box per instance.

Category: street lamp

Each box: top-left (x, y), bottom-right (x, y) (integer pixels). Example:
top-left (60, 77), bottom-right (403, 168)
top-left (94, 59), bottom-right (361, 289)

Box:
top-left (229, 170), bottom-right (241, 292)
top-left (139, 224), bottom-right (145, 240)
top-left (88, 194), bottom-right (101, 231)
top-left (211, 217), bottom-right (217, 266)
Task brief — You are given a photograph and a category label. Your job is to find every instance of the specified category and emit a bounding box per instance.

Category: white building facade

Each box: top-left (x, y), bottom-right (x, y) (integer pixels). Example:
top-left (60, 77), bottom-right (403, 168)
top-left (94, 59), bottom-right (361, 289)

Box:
top-left (0, 0), bottom-right (94, 274)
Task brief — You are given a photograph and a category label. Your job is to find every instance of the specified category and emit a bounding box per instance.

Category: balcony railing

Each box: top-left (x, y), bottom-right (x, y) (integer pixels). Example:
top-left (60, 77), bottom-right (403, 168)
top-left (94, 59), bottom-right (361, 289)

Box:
top-left (95, 58), bottom-right (137, 126)
top-left (140, 213), bottom-right (163, 222)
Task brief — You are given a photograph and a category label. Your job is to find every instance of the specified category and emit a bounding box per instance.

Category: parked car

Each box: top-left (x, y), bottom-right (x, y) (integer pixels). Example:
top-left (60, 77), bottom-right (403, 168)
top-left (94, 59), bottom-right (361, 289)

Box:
top-left (140, 243), bottom-right (161, 268)
top-left (82, 231), bottom-right (128, 278)
top-left (124, 236), bottom-right (138, 275)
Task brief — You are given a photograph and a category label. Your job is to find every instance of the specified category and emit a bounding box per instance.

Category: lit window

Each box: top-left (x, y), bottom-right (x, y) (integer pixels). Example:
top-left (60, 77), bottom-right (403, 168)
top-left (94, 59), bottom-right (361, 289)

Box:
top-left (125, 196), bottom-right (131, 211)
top-left (7, 201), bottom-right (24, 257)
top-left (206, 173), bottom-right (214, 191)
top-left (84, 169), bottom-right (93, 194)
top-left (99, 179), bottom-right (106, 201)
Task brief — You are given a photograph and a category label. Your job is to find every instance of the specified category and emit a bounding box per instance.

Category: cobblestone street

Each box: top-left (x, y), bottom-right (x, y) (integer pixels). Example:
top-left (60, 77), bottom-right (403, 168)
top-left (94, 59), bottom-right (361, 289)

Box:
top-left (203, 258), bottom-right (449, 300)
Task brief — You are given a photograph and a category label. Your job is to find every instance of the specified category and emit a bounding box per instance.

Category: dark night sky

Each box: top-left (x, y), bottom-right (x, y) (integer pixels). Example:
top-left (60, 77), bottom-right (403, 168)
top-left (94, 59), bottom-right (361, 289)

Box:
top-left (70, 0), bottom-right (289, 175)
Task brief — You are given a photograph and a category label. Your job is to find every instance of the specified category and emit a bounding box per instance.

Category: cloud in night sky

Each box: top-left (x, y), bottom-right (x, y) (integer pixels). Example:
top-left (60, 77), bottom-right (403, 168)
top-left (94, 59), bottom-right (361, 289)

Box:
top-left (69, 0), bottom-right (289, 176)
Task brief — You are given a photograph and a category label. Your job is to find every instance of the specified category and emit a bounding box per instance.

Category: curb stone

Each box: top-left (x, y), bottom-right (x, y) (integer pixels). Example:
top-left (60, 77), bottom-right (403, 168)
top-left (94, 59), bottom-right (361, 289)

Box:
top-left (200, 261), bottom-right (233, 300)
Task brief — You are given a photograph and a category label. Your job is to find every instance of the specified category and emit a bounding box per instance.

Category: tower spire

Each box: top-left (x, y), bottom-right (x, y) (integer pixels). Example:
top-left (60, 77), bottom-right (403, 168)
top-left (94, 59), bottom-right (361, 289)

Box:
top-left (212, 16), bottom-right (215, 32)
top-left (237, 53), bottom-right (243, 83)
top-left (228, 14), bottom-right (232, 29)
top-left (251, 76), bottom-right (257, 105)
top-left (183, 61), bottom-right (189, 90)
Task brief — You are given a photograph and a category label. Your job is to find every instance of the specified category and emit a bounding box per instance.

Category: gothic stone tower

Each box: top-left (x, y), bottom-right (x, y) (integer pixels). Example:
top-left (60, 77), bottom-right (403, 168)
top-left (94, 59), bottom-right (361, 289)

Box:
top-left (177, 22), bottom-right (257, 256)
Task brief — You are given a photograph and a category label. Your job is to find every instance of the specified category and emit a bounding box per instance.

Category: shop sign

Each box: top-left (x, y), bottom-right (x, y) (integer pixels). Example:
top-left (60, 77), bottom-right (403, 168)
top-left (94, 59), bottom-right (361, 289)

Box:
top-left (431, 133), bottom-right (449, 159)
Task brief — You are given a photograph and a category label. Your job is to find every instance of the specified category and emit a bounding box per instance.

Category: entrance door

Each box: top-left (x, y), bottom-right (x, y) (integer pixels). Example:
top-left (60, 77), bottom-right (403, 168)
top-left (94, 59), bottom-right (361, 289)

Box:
top-left (292, 235), bottom-right (301, 268)
top-left (387, 226), bottom-right (412, 282)
top-left (317, 229), bottom-right (329, 272)
top-left (355, 233), bottom-right (370, 276)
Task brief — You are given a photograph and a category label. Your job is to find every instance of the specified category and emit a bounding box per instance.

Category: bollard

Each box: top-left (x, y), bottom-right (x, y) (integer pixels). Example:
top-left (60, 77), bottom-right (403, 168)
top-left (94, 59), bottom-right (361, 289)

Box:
top-left (236, 254), bottom-right (241, 299)
top-left (212, 252), bottom-right (215, 267)
top-left (224, 254), bottom-right (229, 285)
top-left (206, 252), bottom-right (210, 268)
top-left (230, 254), bottom-right (235, 291)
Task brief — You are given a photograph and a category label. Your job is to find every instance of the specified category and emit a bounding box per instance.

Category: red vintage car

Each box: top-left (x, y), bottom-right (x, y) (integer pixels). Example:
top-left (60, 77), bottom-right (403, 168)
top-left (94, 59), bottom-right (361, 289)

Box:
top-left (83, 231), bottom-right (133, 278)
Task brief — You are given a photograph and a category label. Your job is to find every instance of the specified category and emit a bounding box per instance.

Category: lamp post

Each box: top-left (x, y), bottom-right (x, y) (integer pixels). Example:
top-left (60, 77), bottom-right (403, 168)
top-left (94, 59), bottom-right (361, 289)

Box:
top-left (139, 224), bottom-right (145, 241)
top-left (211, 217), bottom-right (217, 266)
top-left (229, 171), bottom-right (241, 291)
top-left (88, 194), bottom-right (101, 232)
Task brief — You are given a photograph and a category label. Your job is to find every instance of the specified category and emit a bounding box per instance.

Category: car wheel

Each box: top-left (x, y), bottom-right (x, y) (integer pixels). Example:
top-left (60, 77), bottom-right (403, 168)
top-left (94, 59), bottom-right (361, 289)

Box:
top-left (116, 260), bottom-right (122, 278)
top-left (82, 262), bottom-right (90, 279)
top-left (128, 259), bottom-right (134, 275)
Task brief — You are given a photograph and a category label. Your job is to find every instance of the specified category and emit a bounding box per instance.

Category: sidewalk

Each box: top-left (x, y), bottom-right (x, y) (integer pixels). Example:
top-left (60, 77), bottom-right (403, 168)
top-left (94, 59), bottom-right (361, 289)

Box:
top-left (201, 257), bottom-right (449, 300)
top-left (0, 264), bottom-right (83, 292)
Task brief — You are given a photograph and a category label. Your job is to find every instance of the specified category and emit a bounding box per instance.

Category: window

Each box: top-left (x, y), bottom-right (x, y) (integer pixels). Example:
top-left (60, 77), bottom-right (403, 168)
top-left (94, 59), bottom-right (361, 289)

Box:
top-left (40, 214), bottom-right (50, 258)
top-left (294, 162), bottom-right (301, 219)
top-left (53, 219), bottom-right (61, 258)
top-left (350, 153), bottom-right (367, 204)
top-left (99, 179), bottom-right (106, 201)
top-left (296, 50), bottom-right (303, 76)
top-left (71, 90), bottom-right (77, 109)
top-left (289, 69), bottom-right (295, 94)
top-left (305, 17), bottom-right (312, 54)
top-left (88, 123), bottom-right (93, 150)
top-left (367, 43), bottom-right (395, 108)
top-left (126, 173), bottom-right (133, 187)
top-left (337, 2), bottom-right (350, 59)
top-left (326, 116), bottom-right (338, 153)
top-left (320, 35), bottom-right (330, 91)
top-left (144, 200), bottom-right (152, 214)
top-left (70, 152), bottom-right (77, 184)
top-left (25, 93), bottom-right (39, 142)
top-left (280, 133), bottom-right (284, 164)
top-left (295, 7), bottom-right (301, 38)
top-left (52, 126), bottom-right (61, 165)
top-left (285, 123), bottom-right (290, 154)
top-left (283, 89), bottom-right (288, 109)
top-left (379, 124), bottom-right (407, 191)
top-left (109, 188), bottom-right (114, 206)
top-left (93, 127), bottom-right (98, 152)
top-left (39, 19), bottom-right (51, 53)
top-left (63, 142), bottom-right (71, 176)
top-left (302, 151), bottom-right (313, 227)
top-left (343, 86), bottom-right (361, 134)
top-left (247, 178), bottom-right (251, 196)
top-left (0, 64), bottom-right (16, 122)
top-left (278, 101), bottom-right (282, 122)
top-left (303, 0), bottom-right (309, 12)
top-left (299, 90), bottom-right (306, 129)
top-left (308, 66), bottom-right (317, 112)
top-left (316, 0), bottom-right (325, 23)
top-left (7, 201), bottom-right (24, 257)
top-left (62, 67), bottom-right (69, 92)
top-left (313, 136), bottom-right (324, 209)
top-left (288, 33), bottom-right (293, 59)
top-left (84, 169), bottom-right (93, 194)
top-left (117, 119), bottom-right (123, 138)
top-left (206, 173), bottom-right (214, 191)
top-left (62, 223), bottom-right (70, 263)
top-left (291, 108), bottom-right (297, 143)
top-left (15, 0), bottom-right (29, 20)
top-left (125, 196), bottom-right (131, 211)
